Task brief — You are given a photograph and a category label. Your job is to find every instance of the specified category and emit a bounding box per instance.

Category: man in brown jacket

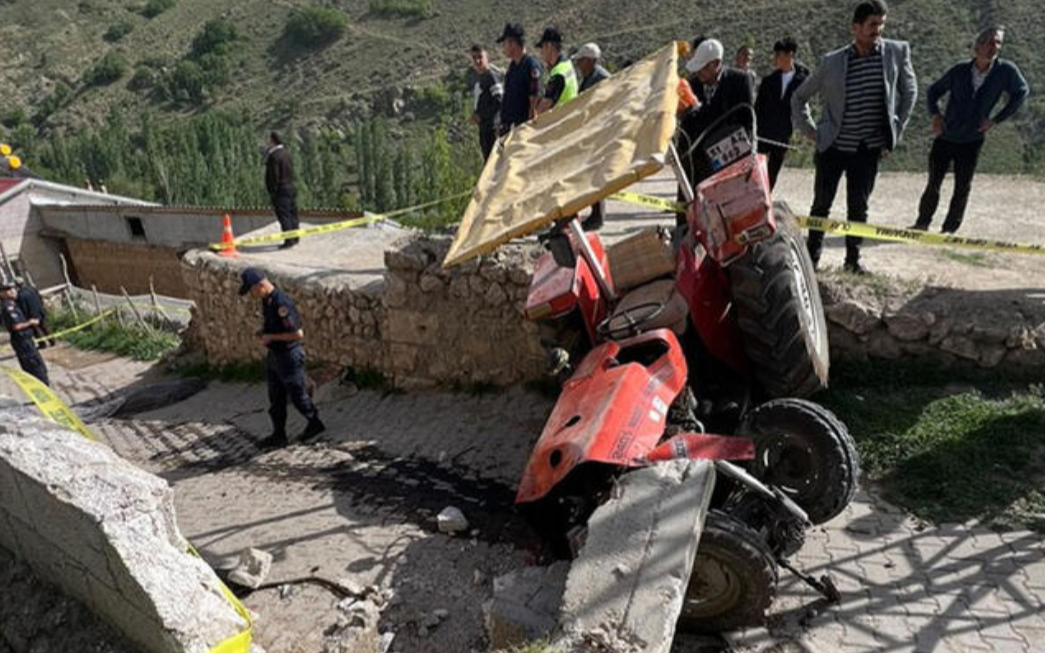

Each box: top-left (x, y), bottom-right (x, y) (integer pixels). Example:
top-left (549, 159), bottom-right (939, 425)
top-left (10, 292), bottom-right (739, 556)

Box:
top-left (264, 131), bottom-right (299, 249)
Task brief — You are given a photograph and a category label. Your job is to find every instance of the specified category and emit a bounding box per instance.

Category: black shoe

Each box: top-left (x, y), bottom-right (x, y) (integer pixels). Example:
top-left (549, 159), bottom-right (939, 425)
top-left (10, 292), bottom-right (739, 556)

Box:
top-left (843, 260), bottom-right (870, 276)
top-left (279, 239), bottom-right (299, 249)
top-left (300, 418), bottom-right (327, 444)
top-left (258, 432), bottom-right (289, 450)
top-left (941, 226), bottom-right (958, 234)
top-left (581, 215), bottom-right (603, 231)
top-left (907, 223), bottom-right (929, 231)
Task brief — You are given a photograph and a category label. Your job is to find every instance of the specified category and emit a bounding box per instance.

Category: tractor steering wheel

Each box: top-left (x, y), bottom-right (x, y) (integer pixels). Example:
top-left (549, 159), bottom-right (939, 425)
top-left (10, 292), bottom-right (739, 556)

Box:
top-left (596, 301), bottom-right (666, 340)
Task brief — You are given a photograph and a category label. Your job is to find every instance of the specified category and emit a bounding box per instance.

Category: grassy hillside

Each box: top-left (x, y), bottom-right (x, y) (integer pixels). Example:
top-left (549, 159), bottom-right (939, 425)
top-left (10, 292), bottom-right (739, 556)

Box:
top-left (0, 0), bottom-right (1042, 183)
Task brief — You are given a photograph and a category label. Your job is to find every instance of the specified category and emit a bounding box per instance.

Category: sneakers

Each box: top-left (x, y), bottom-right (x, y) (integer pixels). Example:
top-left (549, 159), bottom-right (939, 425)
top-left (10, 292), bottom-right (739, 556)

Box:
top-left (258, 431), bottom-right (289, 450)
top-left (843, 260), bottom-right (870, 276)
top-left (906, 223), bottom-right (928, 231)
top-left (300, 417), bottom-right (327, 444)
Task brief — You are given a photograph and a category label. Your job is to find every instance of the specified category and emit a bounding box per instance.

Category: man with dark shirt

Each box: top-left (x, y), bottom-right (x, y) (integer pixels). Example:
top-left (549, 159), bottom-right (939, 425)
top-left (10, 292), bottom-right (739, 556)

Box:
top-left (676, 38), bottom-right (756, 225)
top-left (535, 27), bottom-right (578, 114)
top-left (467, 45), bottom-right (503, 161)
top-left (1, 282), bottom-right (49, 386)
top-left (15, 278), bottom-right (53, 348)
top-left (912, 26), bottom-right (1029, 233)
top-left (574, 42), bottom-right (611, 93)
top-left (755, 37), bottom-right (809, 189)
top-left (239, 267), bottom-right (325, 449)
top-left (496, 23), bottom-right (543, 136)
top-left (264, 131), bottom-right (299, 249)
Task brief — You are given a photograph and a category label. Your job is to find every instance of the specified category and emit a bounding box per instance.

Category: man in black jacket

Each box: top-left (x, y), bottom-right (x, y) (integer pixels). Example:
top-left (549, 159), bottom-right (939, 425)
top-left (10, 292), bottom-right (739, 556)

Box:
top-left (264, 131), bottom-right (299, 249)
top-left (676, 38), bottom-right (756, 225)
top-left (755, 38), bottom-right (809, 189)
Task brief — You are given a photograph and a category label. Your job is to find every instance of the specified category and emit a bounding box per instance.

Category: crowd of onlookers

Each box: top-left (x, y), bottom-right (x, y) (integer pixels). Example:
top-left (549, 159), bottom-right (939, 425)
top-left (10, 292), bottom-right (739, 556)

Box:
top-left (466, 0), bottom-right (1030, 275)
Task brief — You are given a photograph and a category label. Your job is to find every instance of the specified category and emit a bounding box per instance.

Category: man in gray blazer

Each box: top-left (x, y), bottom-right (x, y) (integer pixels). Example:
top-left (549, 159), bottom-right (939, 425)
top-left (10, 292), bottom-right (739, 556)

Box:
top-left (791, 0), bottom-right (917, 274)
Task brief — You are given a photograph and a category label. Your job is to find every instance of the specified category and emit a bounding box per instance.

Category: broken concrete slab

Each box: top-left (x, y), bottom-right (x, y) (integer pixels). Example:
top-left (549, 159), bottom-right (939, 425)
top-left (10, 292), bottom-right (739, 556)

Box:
top-left (484, 561), bottom-right (570, 650)
top-left (0, 401), bottom-right (250, 653)
top-left (226, 547), bottom-right (274, 590)
top-left (557, 460), bottom-right (716, 653)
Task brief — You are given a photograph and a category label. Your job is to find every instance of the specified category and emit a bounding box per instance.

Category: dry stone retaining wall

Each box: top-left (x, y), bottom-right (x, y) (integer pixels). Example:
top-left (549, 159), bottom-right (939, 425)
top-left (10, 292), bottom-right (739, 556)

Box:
top-left (180, 233), bottom-right (1045, 388)
top-left (0, 400), bottom-right (248, 653)
top-left (179, 236), bottom-right (545, 388)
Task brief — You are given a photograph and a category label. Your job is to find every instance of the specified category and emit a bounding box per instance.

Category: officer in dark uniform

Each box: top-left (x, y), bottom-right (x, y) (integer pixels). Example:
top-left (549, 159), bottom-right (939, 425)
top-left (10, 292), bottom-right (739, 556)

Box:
top-left (239, 268), bottom-right (325, 448)
top-left (1, 281), bottom-right (50, 386)
top-left (15, 278), bottom-right (54, 348)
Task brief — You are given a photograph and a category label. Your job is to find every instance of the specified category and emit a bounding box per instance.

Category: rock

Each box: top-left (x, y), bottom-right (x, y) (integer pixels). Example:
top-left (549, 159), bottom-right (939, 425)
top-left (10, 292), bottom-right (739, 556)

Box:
top-left (826, 300), bottom-right (880, 335)
top-left (883, 312), bottom-right (931, 342)
top-left (226, 548), bottom-right (273, 590)
top-left (939, 335), bottom-right (979, 361)
top-left (437, 506), bottom-right (469, 533)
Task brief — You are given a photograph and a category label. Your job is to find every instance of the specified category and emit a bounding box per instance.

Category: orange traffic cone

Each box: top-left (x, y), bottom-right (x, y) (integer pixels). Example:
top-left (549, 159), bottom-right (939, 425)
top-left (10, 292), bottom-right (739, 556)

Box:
top-left (218, 214), bottom-right (238, 257)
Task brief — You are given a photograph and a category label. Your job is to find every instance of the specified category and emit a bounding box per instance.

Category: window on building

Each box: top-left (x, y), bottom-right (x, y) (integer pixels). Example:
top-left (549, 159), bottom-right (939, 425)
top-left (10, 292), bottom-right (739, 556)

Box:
top-left (126, 216), bottom-right (145, 240)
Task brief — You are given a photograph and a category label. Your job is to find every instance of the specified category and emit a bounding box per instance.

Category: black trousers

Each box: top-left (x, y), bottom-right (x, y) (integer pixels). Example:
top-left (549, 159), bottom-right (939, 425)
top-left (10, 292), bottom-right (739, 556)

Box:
top-left (13, 336), bottom-right (49, 386)
top-left (266, 346), bottom-right (318, 435)
top-left (806, 144), bottom-right (881, 264)
top-left (271, 188), bottom-right (299, 246)
top-left (479, 124), bottom-right (497, 162)
top-left (758, 143), bottom-right (788, 191)
top-left (916, 138), bottom-right (984, 233)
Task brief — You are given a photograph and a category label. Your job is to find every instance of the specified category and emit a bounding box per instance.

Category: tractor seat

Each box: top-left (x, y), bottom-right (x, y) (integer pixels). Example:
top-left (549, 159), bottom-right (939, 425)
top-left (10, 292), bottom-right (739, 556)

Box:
top-left (608, 278), bottom-right (689, 337)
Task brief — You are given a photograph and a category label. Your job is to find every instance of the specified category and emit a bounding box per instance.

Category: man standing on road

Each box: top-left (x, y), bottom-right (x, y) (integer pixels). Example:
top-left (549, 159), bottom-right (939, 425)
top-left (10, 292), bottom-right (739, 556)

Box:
top-left (912, 26), bottom-right (1029, 234)
top-left (15, 277), bottom-right (53, 349)
top-left (239, 267), bottom-right (325, 449)
top-left (264, 131), bottom-right (299, 250)
top-left (467, 45), bottom-right (503, 161)
top-left (791, 0), bottom-right (917, 275)
top-left (1, 281), bottom-right (49, 386)
top-left (573, 41), bottom-right (612, 230)
top-left (535, 27), bottom-right (578, 114)
top-left (755, 37), bottom-right (809, 190)
top-left (496, 23), bottom-right (543, 137)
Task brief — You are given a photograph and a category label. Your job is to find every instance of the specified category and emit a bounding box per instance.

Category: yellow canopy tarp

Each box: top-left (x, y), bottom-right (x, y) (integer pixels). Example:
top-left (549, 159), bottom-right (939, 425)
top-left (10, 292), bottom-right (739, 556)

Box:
top-left (443, 43), bottom-right (680, 267)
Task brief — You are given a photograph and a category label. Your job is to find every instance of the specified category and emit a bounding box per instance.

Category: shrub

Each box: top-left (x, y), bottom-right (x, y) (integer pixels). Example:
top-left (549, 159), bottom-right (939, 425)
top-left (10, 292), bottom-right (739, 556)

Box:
top-left (104, 20), bottom-right (134, 42)
top-left (285, 6), bottom-right (348, 47)
top-left (141, 0), bottom-right (175, 18)
top-left (191, 19), bottom-right (239, 58)
top-left (368, 0), bottom-right (434, 18)
top-left (85, 51), bottom-right (128, 86)
top-left (128, 65), bottom-right (156, 91)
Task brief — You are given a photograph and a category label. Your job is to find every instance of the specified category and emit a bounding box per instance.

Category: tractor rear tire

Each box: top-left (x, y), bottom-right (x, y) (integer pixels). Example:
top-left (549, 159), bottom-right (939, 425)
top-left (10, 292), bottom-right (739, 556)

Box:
top-left (738, 398), bottom-right (860, 525)
top-left (728, 202), bottom-right (829, 398)
top-left (678, 510), bottom-right (778, 633)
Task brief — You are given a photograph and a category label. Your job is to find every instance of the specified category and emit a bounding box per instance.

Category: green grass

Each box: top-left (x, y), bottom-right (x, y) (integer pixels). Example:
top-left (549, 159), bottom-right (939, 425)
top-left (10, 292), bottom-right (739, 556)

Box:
top-left (49, 307), bottom-right (180, 361)
top-left (939, 249), bottom-right (992, 267)
top-left (821, 359), bottom-right (1045, 531)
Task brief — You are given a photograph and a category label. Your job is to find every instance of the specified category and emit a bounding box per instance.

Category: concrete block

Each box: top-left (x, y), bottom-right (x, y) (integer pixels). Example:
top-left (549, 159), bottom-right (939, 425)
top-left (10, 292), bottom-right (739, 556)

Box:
top-left (485, 561), bottom-right (570, 650)
top-left (557, 460), bottom-right (716, 653)
top-left (0, 403), bottom-right (249, 653)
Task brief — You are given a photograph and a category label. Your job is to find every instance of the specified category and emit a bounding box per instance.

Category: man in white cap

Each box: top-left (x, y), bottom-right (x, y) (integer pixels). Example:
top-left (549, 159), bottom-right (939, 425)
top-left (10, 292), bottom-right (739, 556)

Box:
top-left (573, 42), bottom-right (610, 93)
top-left (572, 42), bottom-right (612, 230)
top-left (675, 37), bottom-right (756, 224)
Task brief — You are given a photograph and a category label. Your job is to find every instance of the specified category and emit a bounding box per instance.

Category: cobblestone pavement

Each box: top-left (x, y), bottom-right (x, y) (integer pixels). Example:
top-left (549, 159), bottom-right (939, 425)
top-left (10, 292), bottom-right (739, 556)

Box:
top-left (4, 348), bottom-right (1044, 653)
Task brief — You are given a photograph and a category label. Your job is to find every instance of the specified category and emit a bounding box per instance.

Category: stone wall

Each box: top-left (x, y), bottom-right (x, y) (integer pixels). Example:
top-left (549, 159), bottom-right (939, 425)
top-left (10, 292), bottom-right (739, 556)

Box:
top-left (0, 401), bottom-right (248, 653)
top-left (179, 236), bottom-right (545, 388)
top-left (821, 281), bottom-right (1045, 370)
top-left (180, 232), bottom-right (1045, 389)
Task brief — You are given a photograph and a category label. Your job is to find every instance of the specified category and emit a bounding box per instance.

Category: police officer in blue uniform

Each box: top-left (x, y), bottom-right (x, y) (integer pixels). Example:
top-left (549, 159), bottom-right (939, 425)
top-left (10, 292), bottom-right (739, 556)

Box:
top-left (239, 268), bottom-right (325, 449)
top-left (1, 281), bottom-right (50, 386)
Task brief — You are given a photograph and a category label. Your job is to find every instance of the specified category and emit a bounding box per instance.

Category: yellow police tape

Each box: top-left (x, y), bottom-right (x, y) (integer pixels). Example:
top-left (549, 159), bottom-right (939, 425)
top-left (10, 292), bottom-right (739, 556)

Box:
top-left (1, 367), bottom-right (254, 653)
top-left (611, 190), bottom-right (1045, 256)
top-left (38, 308), bottom-right (116, 345)
top-left (209, 192), bottom-right (472, 251)
top-left (3, 367), bottom-right (96, 440)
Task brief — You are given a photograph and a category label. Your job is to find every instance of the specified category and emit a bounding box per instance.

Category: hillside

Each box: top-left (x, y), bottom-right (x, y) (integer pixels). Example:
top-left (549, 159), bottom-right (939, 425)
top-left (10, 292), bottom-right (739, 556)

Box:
top-left (0, 0), bottom-right (1042, 198)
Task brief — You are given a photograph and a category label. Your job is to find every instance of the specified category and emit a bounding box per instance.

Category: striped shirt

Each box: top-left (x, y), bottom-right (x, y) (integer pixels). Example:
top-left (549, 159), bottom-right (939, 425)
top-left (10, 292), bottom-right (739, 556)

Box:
top-left (834, 44), bottom-right (887, 152)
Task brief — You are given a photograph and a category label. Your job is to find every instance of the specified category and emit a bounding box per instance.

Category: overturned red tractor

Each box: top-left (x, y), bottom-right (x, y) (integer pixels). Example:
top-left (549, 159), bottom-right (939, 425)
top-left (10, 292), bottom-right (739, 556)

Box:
top-left (446, 43), bottom-right (860, 632)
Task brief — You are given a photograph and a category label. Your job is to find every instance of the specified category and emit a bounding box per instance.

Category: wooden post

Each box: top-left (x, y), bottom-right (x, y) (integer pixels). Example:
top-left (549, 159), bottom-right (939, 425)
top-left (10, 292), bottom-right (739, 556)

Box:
top-left (60, 254), bottom-right (79, 321)
top-left (149, 276), bottom-right (171, 323)
top-left (121, 286), bottom-right (149, 330)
